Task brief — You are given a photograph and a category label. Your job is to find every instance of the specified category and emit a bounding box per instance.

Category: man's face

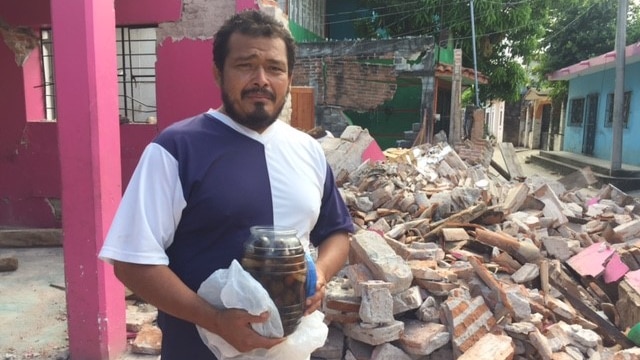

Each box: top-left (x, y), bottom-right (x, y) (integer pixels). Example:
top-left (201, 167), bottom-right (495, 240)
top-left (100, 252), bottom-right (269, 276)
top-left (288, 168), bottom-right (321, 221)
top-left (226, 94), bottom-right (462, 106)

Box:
top-left (215, 33), bottom-right (292, 132)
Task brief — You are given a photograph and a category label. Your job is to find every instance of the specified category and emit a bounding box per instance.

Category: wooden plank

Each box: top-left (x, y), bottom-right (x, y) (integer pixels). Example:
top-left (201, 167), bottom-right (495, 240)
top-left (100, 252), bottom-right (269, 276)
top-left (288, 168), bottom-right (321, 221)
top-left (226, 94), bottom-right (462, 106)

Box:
top-left (0, 229), bottom-right (62, 247)
top-left (498, 142), bottom-right (526, 180)
top-left (290, 86), bottom-right (315, 131)
top-left (474, 227), bottom-right (542, 264)
top-left (423, 203), bottom-right (488, 242)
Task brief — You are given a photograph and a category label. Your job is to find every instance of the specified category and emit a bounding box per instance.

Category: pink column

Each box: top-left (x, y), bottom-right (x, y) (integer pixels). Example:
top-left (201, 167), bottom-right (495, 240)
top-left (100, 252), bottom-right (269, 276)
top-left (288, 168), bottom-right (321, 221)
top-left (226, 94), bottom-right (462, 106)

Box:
top-left (51, 0), bottom-right (126, 358)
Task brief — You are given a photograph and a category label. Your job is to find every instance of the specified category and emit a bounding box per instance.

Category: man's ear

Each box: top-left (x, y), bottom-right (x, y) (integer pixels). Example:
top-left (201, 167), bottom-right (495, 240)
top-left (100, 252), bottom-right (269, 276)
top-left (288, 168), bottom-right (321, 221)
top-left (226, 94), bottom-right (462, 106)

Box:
top-left (213, 65), bottom-right (222, 86)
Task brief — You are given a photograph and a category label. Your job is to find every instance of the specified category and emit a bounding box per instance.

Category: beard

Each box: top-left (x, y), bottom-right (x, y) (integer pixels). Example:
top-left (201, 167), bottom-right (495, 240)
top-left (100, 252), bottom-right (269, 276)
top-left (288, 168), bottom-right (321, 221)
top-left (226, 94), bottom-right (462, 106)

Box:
top-left (221, 87), bottom-right (287, 132)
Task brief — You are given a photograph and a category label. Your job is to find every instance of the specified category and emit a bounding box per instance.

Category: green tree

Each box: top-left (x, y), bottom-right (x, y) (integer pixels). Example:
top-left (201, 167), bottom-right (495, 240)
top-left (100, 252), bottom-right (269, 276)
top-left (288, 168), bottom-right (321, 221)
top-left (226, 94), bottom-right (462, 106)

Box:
top-left (352, 0), bottom-right (553, 103)
top-left (534, 0), bottom-right (640, 103)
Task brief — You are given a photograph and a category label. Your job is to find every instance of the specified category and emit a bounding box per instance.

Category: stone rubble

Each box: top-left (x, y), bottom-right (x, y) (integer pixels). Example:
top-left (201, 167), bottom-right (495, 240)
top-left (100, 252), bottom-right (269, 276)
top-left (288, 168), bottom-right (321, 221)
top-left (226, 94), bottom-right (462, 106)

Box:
top-left (310, 126), bottom-right (640, 359)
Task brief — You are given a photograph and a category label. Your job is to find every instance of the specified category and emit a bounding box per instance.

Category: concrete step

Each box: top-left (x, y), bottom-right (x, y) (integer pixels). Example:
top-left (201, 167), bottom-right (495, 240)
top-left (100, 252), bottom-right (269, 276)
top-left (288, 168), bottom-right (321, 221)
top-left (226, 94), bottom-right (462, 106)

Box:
top-left (404, 130), bottom-right (417, 141)
top-left (528, 153), bottom-right (640, 192)
top-left (537, 151), bottom-right (640, 178)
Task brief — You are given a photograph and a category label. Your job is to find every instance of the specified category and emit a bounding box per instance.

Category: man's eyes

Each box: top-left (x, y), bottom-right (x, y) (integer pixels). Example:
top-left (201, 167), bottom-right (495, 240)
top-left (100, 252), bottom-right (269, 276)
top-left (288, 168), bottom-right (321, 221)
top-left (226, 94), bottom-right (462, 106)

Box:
top-left (269, 65), bottom-right (286, 73)
top-left (236, 63), bottom-right (286, 73)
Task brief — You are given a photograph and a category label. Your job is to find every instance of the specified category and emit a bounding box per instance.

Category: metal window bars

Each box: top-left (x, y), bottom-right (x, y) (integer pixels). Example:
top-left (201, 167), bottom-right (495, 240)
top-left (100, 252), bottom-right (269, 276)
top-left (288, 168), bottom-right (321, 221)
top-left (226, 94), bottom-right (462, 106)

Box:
top-left (40, 26), bottom-right (157, 124)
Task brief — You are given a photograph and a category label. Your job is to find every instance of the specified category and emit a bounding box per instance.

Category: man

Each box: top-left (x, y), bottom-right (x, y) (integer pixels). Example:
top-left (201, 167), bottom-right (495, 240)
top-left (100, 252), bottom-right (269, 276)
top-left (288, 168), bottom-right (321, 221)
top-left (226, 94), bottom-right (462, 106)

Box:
top-left (99, 10), bottom-right (353, 359)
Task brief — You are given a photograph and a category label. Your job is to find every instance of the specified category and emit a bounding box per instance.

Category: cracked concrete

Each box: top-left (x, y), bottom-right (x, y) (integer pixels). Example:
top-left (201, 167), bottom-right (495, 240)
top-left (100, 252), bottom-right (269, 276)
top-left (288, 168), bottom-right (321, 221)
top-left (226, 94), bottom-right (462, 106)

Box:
top-left (157, 0), bottom-right (235, 42)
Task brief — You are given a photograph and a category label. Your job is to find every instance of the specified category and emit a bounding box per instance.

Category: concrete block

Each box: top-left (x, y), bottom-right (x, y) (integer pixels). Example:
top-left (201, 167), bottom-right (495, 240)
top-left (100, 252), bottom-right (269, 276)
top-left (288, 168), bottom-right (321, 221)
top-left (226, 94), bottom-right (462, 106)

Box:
top-left (441, 295), bottom-right (496, 356)
top-left (416, 296), bottom-right (441, 323)
top-left (511, 263), bottom-right (540, 283)
top-left (399, 320), bottom-right (450, 355)
top-left (371, 343), bottom-right (412, 360)
top-left (457, 333), bottom-right (514, 360)
top-left (351, 230), bottom-right (413, 294)
top-left (392, 286), bottom-right (422, 315)
top-left (126, 304), bottom-right (158, 333)
top-left (344, 337), bottom-right (373, 360)
top-left (344, 263), bottom-right (375, 297)
top-left (528, 328), bottom-right (553, 360)
top-left (359, 281), bottom-right (394, 324)
top-left (343, 320), bottom-right (404, 346)
top-left (131, 324), bottom-right (162, 355)
top-left (540, 236), bottom-right (574, 261)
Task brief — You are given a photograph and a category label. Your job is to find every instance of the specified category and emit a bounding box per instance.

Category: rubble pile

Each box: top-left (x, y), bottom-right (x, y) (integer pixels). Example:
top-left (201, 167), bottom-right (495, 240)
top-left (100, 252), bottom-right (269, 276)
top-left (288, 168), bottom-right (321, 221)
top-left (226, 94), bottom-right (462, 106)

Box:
top-left (314, 135), bottom-right (640, 359)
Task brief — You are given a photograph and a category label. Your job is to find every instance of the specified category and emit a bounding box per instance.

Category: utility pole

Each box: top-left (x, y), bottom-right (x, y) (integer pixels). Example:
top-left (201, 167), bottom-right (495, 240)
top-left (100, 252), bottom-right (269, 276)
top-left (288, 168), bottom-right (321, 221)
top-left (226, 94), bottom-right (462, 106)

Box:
top-left (450, 49), bottom-right (463, 142)
top-left (611, 0), bottom-right (627, 174)
top-left (469, 0), bottom-right (480, 107)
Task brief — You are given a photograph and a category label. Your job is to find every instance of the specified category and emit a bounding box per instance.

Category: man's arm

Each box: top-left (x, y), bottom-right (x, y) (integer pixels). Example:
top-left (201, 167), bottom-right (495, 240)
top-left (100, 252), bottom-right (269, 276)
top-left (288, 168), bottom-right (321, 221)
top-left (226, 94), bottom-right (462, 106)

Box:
top-left (304, 231), bottom-right (350, 314)
top-left (113, 261), bottom-right (284, 351)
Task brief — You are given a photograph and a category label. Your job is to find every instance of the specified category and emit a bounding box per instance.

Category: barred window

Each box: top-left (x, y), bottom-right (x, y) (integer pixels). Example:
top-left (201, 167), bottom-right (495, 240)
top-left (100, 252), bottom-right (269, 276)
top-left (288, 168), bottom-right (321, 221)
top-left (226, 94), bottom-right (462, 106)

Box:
top-left (568, 98), bottom-right (584, 126)
top-left (41, 26), bottom-right (157, 124)
top-left (41, 29), bottom-right (56, 121)
top-left (604, 91), bottom-right (631, 128)
top-left (117, 27), bottom-right (157, 124)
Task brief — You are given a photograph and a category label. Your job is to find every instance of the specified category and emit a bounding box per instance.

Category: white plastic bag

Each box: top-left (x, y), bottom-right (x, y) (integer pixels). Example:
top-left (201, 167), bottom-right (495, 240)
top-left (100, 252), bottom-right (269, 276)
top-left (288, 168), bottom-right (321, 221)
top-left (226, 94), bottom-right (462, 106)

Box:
top-left (196, 260), bottom-right (328, 360)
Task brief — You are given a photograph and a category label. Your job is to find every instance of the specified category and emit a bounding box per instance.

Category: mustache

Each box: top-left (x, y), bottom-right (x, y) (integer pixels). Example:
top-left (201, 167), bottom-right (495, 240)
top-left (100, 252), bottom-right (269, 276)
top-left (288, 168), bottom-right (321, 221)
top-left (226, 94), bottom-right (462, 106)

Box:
top-left (241, 88), bottom-right (276, 101)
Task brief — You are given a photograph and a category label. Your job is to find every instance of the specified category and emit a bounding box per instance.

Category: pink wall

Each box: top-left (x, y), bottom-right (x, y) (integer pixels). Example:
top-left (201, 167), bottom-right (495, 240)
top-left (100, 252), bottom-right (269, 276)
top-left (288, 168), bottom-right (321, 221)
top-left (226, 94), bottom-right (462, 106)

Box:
top-left (114, 0), bottom-right (181, 25)
top-left (0, 39), bottom-right (61, 227)
top-left (0, 1), bottom-right (51, 26)
top-left (119, 124), bottom-right (158, 187)
top-left (237, 0), bottom-right (259, 11)
top-left (0, 122), bottom-right (61, 228)
top-left (23, 47), bottom-right (46, 121)
top-left (156, 38), bottom-right (221, 128)
top-left (0, 0), bottom-right (228, 228)
top-left (0, 41), bottom-right (27, 159)
top-left (0, 0), bottom-right (183, 27)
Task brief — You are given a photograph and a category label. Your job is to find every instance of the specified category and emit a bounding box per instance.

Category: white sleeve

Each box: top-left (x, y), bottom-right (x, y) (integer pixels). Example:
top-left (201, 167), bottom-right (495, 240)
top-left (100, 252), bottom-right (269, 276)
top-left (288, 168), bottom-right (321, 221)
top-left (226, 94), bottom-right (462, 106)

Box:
top-left (99, 143), bottom-right (186, 265)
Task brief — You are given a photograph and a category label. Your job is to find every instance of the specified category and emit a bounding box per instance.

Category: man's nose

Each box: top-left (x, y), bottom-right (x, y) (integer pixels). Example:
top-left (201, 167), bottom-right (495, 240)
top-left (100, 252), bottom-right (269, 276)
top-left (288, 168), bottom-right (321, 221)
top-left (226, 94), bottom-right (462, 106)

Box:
top-left (252, 66), bottom-right (269, 87)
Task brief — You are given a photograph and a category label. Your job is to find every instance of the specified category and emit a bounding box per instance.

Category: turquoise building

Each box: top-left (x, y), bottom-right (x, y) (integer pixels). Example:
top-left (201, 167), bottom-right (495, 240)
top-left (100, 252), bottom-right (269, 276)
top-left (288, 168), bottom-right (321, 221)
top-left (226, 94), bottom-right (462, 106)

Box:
top-left (549, 42), bottom-right (640, 165)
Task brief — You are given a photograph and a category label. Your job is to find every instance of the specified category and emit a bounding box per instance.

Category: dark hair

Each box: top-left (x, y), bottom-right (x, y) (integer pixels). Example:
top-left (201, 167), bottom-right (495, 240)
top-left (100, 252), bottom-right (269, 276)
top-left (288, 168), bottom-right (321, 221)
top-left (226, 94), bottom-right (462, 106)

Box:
top-left (213, 10), bottom-right (296, 76)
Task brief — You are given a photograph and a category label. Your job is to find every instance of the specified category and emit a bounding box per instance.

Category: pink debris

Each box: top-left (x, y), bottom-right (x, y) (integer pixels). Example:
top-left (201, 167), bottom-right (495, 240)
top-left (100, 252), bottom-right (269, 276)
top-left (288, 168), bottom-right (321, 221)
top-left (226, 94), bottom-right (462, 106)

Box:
top-left (603, 253), bottom-right (630, 283)
top-left (566, 242), bottom-right (614, 278)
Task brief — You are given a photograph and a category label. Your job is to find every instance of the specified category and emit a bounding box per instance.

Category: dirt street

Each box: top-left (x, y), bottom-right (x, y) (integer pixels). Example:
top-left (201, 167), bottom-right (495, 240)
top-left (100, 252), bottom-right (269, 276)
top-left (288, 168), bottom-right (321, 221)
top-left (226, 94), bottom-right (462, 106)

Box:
top-left (0, 247), bottom-right (68, 359)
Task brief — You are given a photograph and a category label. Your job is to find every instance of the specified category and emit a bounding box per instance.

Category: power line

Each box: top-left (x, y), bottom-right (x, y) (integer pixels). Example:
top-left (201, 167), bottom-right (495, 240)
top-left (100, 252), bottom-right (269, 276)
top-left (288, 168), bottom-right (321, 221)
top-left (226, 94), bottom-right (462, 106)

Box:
top-left (324, 0), bottom-right (426, 17)
top-left (379, 4), bottom-right (598, 44)
top-left (322, 0), bottom-right (608, 57)
top-left (323, 1), bottom-right (534, 33)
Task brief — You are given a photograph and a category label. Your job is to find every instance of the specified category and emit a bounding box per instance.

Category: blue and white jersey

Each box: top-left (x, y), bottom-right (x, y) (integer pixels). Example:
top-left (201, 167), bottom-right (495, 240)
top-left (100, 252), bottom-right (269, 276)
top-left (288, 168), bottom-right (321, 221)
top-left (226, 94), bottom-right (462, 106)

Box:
top-left (99, 109), bottom-right (353, 359)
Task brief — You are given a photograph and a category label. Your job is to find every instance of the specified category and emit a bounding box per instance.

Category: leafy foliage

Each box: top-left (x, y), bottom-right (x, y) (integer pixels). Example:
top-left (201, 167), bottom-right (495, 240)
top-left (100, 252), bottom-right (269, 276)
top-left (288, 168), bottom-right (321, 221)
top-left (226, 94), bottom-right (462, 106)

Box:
top-left (352, 0), bottom-right (553, 103)
top-left (533, 0), bottom-right (640, 103)
top-left (351, 0), bottom-right (640, 105)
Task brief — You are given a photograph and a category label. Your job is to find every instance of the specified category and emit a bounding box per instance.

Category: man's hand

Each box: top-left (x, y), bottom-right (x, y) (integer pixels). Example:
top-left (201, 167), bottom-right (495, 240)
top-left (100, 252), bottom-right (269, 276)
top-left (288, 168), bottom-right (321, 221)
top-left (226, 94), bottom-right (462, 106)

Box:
top-left (303, 231), bottom-right (350, 315)
top-left (113, 262), bottom-right (285, 351)
top-left (304, 268), bottom-right (326, 315)
top-left (208, 309), bottom-right (285, 352)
